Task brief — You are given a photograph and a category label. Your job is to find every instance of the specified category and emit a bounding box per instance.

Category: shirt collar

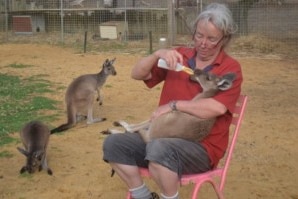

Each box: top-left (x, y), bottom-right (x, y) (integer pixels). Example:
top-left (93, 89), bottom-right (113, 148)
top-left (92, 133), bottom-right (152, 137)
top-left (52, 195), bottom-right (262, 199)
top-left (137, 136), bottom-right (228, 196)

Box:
top-left (186, 48), bottom-right (226, 72)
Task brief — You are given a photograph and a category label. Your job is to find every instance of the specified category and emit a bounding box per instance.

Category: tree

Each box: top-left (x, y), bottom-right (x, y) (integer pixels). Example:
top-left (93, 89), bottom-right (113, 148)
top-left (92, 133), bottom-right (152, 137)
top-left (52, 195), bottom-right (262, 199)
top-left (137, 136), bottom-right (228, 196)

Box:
top-left (230, 0), bottom-right (259, 35)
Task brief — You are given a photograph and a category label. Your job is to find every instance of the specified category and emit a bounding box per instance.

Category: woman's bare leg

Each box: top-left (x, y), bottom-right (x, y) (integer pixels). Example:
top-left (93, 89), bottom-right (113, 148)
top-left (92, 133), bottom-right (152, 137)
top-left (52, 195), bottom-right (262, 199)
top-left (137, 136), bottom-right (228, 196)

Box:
top-left (149, 162), bottom-right (179, 197)
top-left (110, 162), bottom-right (143, 188)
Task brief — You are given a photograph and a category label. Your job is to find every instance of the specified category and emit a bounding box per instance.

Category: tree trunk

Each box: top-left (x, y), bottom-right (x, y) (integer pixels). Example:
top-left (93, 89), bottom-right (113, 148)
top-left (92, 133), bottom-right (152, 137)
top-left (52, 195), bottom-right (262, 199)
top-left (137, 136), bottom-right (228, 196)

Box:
top-left (230, 0), bottom-right (259, 35)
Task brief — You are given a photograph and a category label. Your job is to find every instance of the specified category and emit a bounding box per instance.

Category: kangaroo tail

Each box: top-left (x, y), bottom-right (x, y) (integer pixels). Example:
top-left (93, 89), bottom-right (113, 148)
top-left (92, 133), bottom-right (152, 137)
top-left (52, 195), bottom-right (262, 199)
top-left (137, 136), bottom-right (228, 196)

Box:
top-left (51, 102), bottom-right (76, 134)
top-left (50, 123), bottom-right (74, 134)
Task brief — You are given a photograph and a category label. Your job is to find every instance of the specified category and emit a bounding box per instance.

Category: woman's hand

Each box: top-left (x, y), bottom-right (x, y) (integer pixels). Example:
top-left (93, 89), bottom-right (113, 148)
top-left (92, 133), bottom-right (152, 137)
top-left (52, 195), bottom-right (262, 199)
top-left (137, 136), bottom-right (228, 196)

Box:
top-left (150, 103), bottom-right (172, 120)
top-left (154, 49), bottom-right (184, 71)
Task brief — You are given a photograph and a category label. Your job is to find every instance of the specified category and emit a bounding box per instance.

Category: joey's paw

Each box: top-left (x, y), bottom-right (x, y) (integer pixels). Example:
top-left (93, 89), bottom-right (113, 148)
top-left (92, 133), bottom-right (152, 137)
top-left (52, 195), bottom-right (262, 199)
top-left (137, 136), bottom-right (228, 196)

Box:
top-left (20, 167), bottom-right (27, 174)
top-left (47, 169), bottom-right (53, 175)
top-left (96, 97), bottom-right (103, 105)
top-left (151, 192), bottom-right (160, 199)
top-left (100, 129), bottom-right (111, 135)
top-left (113, 121), bottom-right (121, 126)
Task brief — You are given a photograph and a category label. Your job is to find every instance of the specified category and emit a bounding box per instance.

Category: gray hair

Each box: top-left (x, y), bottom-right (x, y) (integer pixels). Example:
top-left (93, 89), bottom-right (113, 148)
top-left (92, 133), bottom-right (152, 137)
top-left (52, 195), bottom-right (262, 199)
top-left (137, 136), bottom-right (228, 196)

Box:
top-left (193, 3), bottom-right (237, 45)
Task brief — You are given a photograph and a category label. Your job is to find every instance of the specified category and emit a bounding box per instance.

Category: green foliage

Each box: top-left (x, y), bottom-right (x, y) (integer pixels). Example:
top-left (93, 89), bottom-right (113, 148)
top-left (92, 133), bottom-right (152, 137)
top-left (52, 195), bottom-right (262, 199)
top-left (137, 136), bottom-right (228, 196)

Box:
top-left (105, 84), bottom-right (113, 88)
top-left (0, 73), bottom-right (59, 146)
top-left (19, 172), bottom-right (34, 179)
top-left (0, 150), bottom-right (14, 158)
top-left (7, 63), bottom-right (33, 68)
top-left (0, 136), bottom-right (17, 146)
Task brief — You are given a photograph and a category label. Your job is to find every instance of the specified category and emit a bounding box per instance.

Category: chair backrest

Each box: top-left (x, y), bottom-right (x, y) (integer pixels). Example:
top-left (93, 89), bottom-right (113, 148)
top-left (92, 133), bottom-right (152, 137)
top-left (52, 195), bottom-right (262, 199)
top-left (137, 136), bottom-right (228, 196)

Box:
top-left (219, 94), bottom-right (248, 190)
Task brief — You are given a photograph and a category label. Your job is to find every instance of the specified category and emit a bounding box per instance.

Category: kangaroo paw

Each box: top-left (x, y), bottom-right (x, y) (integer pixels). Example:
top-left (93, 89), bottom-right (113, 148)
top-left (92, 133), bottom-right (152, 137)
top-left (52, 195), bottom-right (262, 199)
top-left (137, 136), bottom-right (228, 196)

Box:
top-left (100, 129), bottom-right (111, 135)
top-left (87, 118), bottom-right (106, 124)
top-left (47, 168), bottom-right (53, 175)
top-left (113, 120), bottom-right (132, 131)
top-left (20, 166), bottom-right (27, 174)
top-left (111, 169), bottom-right (115, 177)
top-left (113, 121), bottom-right (121, 126)
top-left (113, 120), bottom-right (130, 127)
top-left (101, 129), bottom-right (124, 134)
top-left (96, 97), bottom-right (103, 105)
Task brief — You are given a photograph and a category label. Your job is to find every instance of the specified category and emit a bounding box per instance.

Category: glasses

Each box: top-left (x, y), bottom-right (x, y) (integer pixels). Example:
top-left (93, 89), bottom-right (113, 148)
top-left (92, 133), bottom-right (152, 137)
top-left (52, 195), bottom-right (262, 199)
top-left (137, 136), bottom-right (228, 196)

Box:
top-left (194, 33), bottom-right (224, 48)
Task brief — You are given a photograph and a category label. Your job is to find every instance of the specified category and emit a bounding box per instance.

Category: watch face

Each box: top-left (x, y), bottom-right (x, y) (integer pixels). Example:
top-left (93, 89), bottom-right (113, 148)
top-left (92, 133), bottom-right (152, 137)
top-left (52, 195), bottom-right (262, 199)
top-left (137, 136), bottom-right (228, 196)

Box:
top-left (170, 101), bottom-right (177, 111)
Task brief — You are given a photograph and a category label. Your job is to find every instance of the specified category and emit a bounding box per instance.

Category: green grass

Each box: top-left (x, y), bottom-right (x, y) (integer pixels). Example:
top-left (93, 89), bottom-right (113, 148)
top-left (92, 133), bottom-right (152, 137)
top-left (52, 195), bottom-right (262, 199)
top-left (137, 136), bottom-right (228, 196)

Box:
top-left (7, 63), bottom-right (33, 68)
top-left (0, 150), bottom-right (13, 158)
top-left (0, 73), bottom-right (60, 146)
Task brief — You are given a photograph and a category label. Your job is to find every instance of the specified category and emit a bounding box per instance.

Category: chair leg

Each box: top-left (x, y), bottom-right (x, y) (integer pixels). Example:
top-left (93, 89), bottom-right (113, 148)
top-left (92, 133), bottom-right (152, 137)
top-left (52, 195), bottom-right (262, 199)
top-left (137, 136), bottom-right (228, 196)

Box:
top-left (126, 191), bottom-right (132, 199)
top-left (191, 180), bottom-right (225, 199)
top-left (217, 192), bottom-right (224, 199)
top-left (209, 181), bottom-right (224, 199)
top-left (191, 181), bottom-right (204, 199)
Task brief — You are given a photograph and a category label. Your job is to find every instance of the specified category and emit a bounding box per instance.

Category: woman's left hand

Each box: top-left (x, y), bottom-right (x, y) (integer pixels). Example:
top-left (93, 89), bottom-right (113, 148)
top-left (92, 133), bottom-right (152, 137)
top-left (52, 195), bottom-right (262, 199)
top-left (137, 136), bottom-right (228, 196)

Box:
top-left (150, 104), bottom-right (172, 120)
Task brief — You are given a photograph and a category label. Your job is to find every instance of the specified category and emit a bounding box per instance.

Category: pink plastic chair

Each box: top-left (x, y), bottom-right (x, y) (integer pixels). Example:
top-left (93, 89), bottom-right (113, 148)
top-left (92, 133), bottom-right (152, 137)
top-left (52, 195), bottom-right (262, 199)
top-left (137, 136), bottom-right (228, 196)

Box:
top-left (126, 95), bottom-right (248, 199)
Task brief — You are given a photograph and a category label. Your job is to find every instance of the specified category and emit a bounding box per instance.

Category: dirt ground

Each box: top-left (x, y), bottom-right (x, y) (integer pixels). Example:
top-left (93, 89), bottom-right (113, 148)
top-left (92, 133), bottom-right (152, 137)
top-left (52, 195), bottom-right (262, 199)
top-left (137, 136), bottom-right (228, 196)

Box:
top-left (0, 44), bottom-right (297, 199)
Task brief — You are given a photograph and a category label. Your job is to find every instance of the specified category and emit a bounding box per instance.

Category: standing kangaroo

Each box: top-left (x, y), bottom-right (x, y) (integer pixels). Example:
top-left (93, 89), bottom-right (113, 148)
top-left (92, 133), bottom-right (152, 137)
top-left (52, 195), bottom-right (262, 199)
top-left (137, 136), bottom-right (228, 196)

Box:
top-left (102, 69), bottom-right (236, 143)
top-left (17, 121), bottom-right (53, 175)
top-left (51, 58), bottom-right (117, 134)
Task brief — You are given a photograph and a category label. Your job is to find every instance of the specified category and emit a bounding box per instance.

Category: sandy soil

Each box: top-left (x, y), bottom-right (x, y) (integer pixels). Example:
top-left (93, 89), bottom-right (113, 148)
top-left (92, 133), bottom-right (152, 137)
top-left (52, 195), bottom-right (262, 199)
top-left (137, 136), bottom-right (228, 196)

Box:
top-left (0, 44), bottom-right (297, 199)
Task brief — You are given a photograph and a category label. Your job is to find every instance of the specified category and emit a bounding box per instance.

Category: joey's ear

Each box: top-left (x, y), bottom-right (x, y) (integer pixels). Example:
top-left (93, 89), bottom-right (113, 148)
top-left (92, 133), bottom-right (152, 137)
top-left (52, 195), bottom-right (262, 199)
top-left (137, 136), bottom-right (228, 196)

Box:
top-left (103, 59), bottom-right (108, 67)
top-left (104, 59), bottom-right (112, 67)
top-left (111, 57), bottom-right (116, 63)
top-left (17, 147), bottom-right (28, 157)
top-left (217, 73), bottom-right (236, 91)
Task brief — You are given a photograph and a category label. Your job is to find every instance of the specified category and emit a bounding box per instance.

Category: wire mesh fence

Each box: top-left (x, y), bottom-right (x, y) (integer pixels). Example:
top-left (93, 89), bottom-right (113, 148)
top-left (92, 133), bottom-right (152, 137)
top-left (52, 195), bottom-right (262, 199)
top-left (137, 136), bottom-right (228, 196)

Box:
top-left (0, 0), bottom-right (297, 56)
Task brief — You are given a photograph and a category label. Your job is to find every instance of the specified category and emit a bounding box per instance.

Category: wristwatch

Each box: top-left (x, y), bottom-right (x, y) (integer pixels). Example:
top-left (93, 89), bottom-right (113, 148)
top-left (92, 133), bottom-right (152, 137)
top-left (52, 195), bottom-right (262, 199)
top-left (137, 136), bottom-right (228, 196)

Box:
top-left (169, 101), bottom-right (177, 111)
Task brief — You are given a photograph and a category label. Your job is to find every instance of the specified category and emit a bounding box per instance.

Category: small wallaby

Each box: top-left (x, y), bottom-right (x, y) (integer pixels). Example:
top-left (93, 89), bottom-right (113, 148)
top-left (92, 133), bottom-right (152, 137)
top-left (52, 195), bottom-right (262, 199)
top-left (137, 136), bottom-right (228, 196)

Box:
top-left (17, 121), bottom-right (53, 175)
top-left (51, 58), bottom-right (117, 134)
top-left (102, 69), bottom-right (236, 143)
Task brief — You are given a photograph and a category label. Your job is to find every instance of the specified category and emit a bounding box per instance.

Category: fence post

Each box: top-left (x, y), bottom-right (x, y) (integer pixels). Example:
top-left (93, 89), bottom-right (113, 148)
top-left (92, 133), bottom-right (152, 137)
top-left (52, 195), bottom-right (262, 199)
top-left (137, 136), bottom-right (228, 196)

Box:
top-left (60, 0), bottom-right (64, 44)
top-left (168, 0), bottom-right (175, 46)
top-left (149, 31), bottom-right (153, 54)
top-left (5, 0), bottom-right (8, 40)
top-left (84, 31), bottom-right (88, 53)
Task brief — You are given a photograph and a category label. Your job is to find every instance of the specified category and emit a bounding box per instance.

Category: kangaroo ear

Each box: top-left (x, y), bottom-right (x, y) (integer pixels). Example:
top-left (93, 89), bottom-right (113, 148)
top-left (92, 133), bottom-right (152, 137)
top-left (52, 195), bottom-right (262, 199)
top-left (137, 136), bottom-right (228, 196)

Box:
top-left (17, 147), bottom-right (28, 157)
top-left (217, 73), bottom-right (236, 91)
top-left (103, 59), bottom-right (109, 67)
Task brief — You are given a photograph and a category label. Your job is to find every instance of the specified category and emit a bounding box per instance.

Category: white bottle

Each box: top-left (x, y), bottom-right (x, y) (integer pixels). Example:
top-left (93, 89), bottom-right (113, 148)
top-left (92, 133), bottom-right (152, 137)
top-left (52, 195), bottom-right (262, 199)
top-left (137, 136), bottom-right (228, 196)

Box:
top-left (159, 38), bottom-right (168, 49)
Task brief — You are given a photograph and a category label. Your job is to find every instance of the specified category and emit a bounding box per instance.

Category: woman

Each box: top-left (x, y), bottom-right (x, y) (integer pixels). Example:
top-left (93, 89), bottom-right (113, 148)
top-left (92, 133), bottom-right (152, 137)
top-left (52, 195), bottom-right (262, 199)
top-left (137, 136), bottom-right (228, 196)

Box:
top-left (103, 3), bottom-right (243, 199)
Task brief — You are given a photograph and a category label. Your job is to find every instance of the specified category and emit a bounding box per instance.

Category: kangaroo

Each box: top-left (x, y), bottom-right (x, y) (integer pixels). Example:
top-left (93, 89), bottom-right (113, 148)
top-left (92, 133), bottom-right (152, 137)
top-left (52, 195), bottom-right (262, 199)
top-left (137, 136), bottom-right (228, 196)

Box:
top-left (51, 58), bottom-right (117, 134)
top-left (102, 69), bottom-right (236, 143)
top-left (17, 121), bottom-right (53, 175)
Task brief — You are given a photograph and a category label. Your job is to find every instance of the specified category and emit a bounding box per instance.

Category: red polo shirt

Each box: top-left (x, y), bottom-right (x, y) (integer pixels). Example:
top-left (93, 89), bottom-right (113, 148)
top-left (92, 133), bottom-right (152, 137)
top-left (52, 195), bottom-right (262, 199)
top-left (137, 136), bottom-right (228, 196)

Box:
top-left (144, 47), bottom-right (243, 167)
